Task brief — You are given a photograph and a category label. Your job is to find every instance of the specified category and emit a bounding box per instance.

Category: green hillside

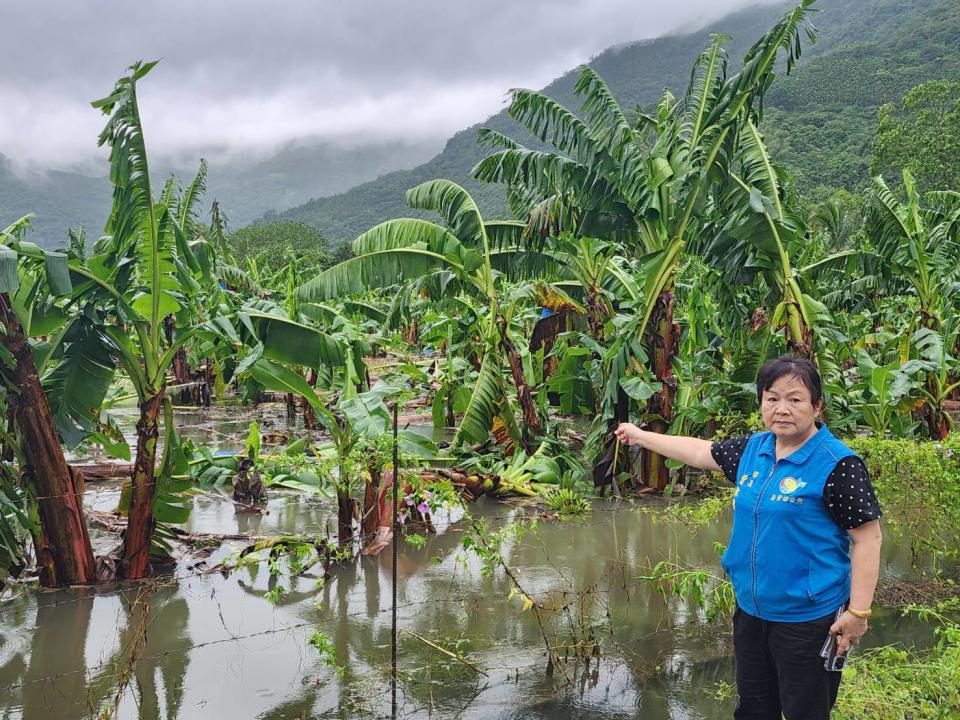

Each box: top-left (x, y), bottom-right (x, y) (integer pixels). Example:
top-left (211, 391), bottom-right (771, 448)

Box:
top-left (763, 0), bottom-right (960, 196)
top-left (0, 138), bottom-right (437, 248)
top-left (276, 0), bottom-right (958, 242)
top-left (205, 138), bottom-right (437, 226)
top-left (0, 157), bottom-right (111, 247)
top-left (5, 0), bottom-right (956, 247)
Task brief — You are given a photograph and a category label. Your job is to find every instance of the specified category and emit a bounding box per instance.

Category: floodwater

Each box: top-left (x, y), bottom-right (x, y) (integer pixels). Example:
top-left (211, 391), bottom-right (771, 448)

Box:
top-left (0, 406), bottom-right (937, 720)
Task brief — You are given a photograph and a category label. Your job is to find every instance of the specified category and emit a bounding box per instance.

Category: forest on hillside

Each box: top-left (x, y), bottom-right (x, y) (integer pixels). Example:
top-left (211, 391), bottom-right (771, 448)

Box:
top-left (274, 0), bottom-right (958, 244)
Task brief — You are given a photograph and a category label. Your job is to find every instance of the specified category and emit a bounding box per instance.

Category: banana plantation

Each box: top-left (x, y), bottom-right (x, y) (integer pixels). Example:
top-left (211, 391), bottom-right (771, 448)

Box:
top-left (2, 2), bottom-right (960, 718)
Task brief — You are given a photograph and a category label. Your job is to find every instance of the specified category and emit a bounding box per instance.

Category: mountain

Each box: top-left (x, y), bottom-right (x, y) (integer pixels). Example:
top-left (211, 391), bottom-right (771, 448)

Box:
top-left (5, 0), bottom-right (957, 248)
top-left (202, 138), bottom-right (439, 226)
top-left (0, 138), bottom-right (439, 248)
top-left (275, 0), bottom-right (959, 242)
top-left (0, 157), bottom-right (111, 247)
top-left (763, 0), bottom-right (960, 194)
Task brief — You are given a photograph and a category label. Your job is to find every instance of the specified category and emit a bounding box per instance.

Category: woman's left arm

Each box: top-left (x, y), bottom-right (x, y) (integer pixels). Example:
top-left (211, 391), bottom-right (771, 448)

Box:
top-left (830, 519), bottom-right (882, 654)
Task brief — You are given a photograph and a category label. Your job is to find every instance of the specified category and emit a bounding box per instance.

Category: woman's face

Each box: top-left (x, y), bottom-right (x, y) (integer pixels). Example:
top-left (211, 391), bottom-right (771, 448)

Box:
top-left (760, 373), bottom-right (821, 442)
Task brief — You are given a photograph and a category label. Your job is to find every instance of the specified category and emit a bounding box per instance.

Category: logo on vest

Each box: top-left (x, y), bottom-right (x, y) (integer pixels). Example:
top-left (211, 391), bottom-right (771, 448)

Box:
top-left (778, 476), bottom-right (806, 495)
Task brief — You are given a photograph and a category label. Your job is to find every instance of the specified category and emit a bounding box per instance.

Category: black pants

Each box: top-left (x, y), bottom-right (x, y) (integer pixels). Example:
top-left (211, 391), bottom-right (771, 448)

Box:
top-left (733, 606), bottom-right (842, 720)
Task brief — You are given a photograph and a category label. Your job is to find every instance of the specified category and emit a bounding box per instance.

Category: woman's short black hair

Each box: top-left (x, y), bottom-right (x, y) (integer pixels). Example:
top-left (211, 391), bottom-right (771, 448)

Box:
top-left (756, 356), bottom-right (823, 406)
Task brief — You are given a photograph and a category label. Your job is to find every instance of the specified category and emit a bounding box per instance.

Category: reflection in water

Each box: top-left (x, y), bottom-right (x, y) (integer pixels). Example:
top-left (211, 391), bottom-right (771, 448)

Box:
top-left (116, 587), bottom-right (191, 720)
top-left (0, 584), bottom-right (191, 720)
top-left (22, 590), bottom-right (95, 720)
top-left (0, 486), bottom-right (935, 719)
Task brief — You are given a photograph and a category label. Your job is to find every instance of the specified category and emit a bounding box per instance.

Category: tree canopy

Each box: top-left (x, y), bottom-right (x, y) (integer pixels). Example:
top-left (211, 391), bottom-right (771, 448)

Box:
top-left (871, 80), bottom-right (960, 192)
top-left (227, 220), bottom-right (333, 272)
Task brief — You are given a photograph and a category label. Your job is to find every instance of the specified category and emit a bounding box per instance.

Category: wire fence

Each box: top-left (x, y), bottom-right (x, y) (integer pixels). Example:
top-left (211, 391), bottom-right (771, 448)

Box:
top-left (1, 501), bottom-right (722, 720)
top-left (0, 501), bottom-right (637, 627)
top-left (1, 502), bottom-right (644, 696)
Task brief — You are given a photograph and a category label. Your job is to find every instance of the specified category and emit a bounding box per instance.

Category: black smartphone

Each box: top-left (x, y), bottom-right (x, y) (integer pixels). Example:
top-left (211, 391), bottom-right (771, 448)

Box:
top-left (822, 634), bottom-right (847, 671)
top-left (820, 607), bottom-right (848, 672)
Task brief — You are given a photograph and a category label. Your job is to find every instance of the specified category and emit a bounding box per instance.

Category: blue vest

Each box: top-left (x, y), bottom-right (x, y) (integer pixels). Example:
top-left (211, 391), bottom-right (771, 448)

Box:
top-left (721, 425), bottom-right (856, 622)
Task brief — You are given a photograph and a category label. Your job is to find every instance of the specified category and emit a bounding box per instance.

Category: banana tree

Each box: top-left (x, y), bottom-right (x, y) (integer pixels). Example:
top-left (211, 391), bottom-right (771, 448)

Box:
top-left (905, 327), bottom-right (960, 438)
top-left (166, 160), bottom-right (267, 406)
top-left (224, 296), bottom-right (392, 547)
top-left (810, 191), bottom-right (862, 251)
top-left (247, 352), bottom-right (410, 547)
top-left (472, 1), bottom-right (818, 489)
top-left (851, 348), bottom-right (923, 437)
top-left (414, 303), bottom-right (482, 428)
top-left (164, 160), bottom-right (213, 405)
top-left (869, 172), bottom-right (960, 333)
top-left (507, 233), bottom-right (637, 344)
top-left (868, 172), bottom-right (960, 437)
top-left (64, 61), bottom-right (226, 578)
top-left (701, 119), bottom-right (821, 358)
top-left (298, 179), bottom-right (543, 448)
top-left (0, 216), bottom-right (98, 587)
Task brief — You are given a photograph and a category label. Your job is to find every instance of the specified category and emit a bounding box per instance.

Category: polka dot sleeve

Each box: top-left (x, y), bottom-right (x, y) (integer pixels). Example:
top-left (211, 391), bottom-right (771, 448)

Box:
top-left (822, 456), bottom-right (882, 529)
top-left (710, 435), bottom-right (750, 485)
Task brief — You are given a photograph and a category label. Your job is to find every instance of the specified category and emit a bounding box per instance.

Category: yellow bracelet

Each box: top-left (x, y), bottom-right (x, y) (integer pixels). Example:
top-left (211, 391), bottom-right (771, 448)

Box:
top-left (846, 607), bottom-right (872, 619)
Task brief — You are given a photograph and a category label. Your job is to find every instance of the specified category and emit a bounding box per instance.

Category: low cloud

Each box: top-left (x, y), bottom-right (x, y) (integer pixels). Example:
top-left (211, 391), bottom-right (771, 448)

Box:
top-left (0, 0), bottom-right (779, 172)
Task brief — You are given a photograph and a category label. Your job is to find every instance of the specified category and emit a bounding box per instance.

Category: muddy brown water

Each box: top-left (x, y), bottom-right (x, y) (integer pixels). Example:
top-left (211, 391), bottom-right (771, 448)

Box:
top-left (0, 405), bottom-right (939, 719)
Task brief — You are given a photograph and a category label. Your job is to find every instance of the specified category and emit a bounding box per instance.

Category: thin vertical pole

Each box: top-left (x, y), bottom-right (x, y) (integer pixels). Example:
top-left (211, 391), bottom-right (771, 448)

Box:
top-left (391, 401), bottom-right (399, 719)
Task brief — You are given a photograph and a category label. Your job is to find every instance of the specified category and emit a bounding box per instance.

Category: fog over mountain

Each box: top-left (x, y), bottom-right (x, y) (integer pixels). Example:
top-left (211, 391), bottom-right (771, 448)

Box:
top-left (1, 0), bottom-right (776, 173)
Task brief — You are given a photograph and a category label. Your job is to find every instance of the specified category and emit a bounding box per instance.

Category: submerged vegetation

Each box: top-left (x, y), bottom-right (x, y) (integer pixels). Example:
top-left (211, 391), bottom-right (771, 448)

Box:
top-left (1, 0), bottom-right (960, 717)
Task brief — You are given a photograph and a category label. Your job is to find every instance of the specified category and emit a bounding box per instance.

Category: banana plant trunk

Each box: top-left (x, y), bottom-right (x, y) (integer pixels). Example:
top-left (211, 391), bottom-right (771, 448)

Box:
top-left (172, 350), bottom-right (193, 404)
top-left (337, 465), bottom-right (353, 547)
top-left (641, 291), bottom-right (678, 492)
top-left (445, 383), bottom-right (456, 428)
top-left (337, 489), bottom-right (354, 547)
top-left (784, 303), bottom-right (814, 360)
top-left (926, 377), bottom-right (950, 440)
top-left (499, 324), bottom-right (542, 443)
top-left (2, 395), bottom-right (16, 461)
top-left (120, 388), bottom-right (165, 579)
top-left (163, 316), bottom-right (194, 405)
top-left (403, 320), bottom-right (419, 346)
top-left (361, 464), bottom-right (382, 541)
top-left (302, 369), bottom-right (319, 430)
top-left (585, 284), bottom-right (606, 343)
top-left (920, 311), bottom-right (950, 439)
top-left (0, 293), bottom-right (97, 587)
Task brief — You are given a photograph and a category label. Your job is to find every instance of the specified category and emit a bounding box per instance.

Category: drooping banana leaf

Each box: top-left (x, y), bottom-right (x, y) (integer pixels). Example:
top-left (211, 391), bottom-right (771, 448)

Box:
top-left (452, 351), bottom-right (506, 447)
top-left (472, 148), bottom-right (604, 217)
top-left (483, 221), bottom-right (527, 250)
top-left (297, 247), bottom-right (460, 302)
top-left (352, 217), bottom-right (474, 265)
top-left (250, 359), bottom-right (340, 437)
top-left (251, 358), bottom-right (319, 407)
top-left (0, 245), bottom-right (19, 294)
top-left (240, 310), bottom-right (345, 368)
top-left (42, 324), bottom-right (116, 448)
top-left (338, 387), bottom-right (391, 441)
top-left (504, 88), bottom-right (600, 165)
top-left (43, 250), bottom-right (72, 296)
top-left (405, 179), bottom-right (484, 247)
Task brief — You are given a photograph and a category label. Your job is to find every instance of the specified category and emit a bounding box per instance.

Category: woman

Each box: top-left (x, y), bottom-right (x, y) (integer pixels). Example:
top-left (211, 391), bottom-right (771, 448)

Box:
top-left (615, 356), bottom-right (882, 720)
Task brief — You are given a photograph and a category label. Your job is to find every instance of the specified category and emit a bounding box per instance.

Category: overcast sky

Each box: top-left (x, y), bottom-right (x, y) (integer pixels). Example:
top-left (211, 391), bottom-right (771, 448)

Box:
top-left (1, 0), bottom-right (775, 173)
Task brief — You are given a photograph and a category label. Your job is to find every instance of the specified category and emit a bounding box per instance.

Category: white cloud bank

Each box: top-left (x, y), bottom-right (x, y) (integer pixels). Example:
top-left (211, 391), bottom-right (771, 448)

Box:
top-left (0, 0), bottom-right (779, 171)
